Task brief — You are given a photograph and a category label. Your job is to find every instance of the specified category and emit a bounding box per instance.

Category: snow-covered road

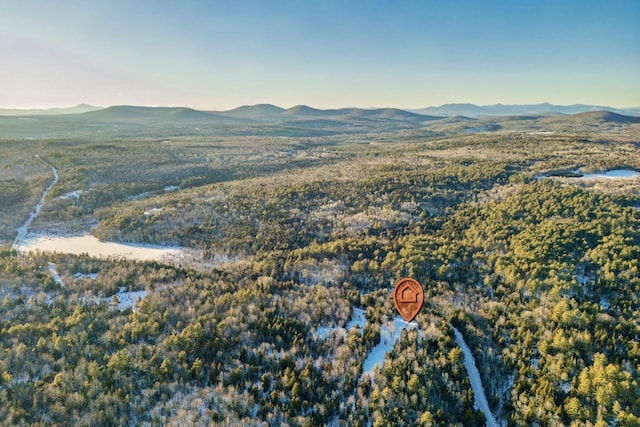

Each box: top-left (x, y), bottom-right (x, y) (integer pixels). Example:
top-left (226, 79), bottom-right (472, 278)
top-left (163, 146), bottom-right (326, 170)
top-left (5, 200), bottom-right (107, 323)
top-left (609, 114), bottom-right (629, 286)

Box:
top-left (452, 326), bottom-right (499, 427)
top-left (11, 154), bottom-right (59, 251)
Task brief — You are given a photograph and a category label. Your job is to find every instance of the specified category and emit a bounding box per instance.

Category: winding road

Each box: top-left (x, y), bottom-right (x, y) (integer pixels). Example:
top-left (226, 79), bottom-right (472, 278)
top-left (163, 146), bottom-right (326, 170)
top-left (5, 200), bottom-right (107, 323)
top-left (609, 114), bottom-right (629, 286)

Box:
top-left (453, 326), bottom-right (500, 427)
top-left (11, 154), bottom-right (58, 251)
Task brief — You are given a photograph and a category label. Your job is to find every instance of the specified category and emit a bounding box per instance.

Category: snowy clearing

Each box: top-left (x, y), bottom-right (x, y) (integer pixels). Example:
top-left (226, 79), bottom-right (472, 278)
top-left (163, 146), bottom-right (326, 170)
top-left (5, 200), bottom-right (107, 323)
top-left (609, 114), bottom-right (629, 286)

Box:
top-left (103, 287), bottom-right (148, 310)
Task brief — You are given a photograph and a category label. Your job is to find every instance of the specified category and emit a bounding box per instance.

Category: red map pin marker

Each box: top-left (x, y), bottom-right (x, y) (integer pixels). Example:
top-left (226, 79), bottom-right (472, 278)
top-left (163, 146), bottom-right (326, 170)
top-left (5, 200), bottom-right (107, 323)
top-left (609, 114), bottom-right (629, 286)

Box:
top-left (393, 278), bottom-right (424, 322)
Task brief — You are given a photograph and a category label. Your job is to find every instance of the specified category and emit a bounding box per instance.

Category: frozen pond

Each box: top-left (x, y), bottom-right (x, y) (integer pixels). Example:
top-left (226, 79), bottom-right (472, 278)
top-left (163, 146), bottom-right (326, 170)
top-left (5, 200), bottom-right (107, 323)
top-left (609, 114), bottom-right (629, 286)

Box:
top-left (579, 169), bottom-right (640, 179)
top-left (540, 169), bottom-right (640, 181)
top-left (18, 233), bottom-right (184, 263)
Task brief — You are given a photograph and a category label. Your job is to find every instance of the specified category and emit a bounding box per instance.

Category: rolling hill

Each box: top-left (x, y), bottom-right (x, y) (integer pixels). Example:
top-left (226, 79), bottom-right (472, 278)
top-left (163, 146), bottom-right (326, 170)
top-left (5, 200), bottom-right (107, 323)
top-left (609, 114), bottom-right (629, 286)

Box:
top-left (75, 105), bottom-right (235, 123)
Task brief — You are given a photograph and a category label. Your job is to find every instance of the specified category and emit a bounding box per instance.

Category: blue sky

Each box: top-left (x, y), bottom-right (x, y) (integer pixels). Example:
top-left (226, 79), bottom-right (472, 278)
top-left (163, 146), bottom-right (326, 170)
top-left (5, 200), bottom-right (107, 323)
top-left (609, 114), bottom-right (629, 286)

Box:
top-left (0, 0), bottom-right (638, 109)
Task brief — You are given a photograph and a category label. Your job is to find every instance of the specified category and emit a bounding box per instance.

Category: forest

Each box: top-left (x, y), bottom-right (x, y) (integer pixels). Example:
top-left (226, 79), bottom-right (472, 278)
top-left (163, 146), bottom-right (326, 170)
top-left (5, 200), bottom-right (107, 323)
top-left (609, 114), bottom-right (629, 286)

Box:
top-left (1, 108), bottom-right (639, 426)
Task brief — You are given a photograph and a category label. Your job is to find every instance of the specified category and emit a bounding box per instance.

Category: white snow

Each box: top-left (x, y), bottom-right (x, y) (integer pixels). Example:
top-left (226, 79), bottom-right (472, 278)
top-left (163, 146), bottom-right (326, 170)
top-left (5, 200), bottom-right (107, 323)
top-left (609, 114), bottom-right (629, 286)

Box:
top-left (59, 190), bottom-right (83, 200)
top-left (74, 272), bottom-right (98, 280)
top-left (315, 309), bottom-right (419, 378)
top-left (362, 317), bottom-right (418, 376)
top-left (143, 207), bottom-right (163, 216)
top-left (19, 233), bottom-right (184, 263)
top-left (103, 286), bottom-right (148, 310)
top-left (579, 169), bottom-right (640, 179)
top-left (452, 326), bottom-right (499, 427)
top-left (47, 262), bottom-right (65, 286)
top-left (315, 308), bottom-right (367, 339)
top-left (346, 308), bottom-right (367, 330)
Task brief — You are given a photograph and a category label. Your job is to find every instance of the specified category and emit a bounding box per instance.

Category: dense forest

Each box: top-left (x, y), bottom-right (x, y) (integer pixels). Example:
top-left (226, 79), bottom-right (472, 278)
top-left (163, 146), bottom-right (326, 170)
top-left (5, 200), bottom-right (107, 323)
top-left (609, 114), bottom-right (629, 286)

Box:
top-left (1, 110), bottom-right (639, 425)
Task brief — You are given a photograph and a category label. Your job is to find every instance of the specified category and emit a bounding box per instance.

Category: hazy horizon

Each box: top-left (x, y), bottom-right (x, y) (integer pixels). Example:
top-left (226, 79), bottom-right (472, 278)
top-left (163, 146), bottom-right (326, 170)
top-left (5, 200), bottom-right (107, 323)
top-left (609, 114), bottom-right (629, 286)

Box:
top-left (1, 1), bottom-right (638, 110)
top-left (1, 100), bottom-right (640, 112)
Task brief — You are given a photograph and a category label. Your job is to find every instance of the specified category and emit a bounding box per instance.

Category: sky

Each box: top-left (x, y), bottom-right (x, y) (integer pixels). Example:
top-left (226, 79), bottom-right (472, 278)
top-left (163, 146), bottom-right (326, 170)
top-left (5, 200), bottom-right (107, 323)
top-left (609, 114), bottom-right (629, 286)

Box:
top-left (0, 0), bottom-right (638, 110)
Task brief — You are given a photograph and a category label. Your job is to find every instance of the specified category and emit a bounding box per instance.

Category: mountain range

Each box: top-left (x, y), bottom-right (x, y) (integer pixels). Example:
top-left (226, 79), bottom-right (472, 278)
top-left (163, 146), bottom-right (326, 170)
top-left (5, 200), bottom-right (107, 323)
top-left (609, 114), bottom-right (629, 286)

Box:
top-left (2, 102), bottom-right (638, 119)
top-left (0, 104), bottom-right (101, 116)
top-left (410, 102), bottom-right (640, 118)
top-left (0, 103), bottom-right (638, 140)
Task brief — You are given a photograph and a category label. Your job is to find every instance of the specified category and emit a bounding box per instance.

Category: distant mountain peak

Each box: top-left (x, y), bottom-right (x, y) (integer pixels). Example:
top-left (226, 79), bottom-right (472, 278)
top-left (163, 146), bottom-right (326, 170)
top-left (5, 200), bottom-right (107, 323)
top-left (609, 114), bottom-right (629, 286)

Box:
top-left (0, 104), bottom-right (102, 116)
top-left (411, 103), bottom-right (640, 118)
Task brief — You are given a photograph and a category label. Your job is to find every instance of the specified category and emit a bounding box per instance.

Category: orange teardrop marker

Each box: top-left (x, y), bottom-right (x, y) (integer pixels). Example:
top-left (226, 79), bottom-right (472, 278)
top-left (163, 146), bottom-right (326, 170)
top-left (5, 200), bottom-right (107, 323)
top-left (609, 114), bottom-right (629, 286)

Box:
top-left (393, 278), bottom-right (424, 322)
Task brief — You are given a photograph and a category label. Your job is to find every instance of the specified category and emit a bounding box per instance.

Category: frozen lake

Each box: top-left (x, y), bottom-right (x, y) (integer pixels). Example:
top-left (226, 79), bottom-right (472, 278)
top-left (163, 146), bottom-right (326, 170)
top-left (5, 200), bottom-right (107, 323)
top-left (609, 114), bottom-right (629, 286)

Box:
top-left (18, 233), bottom-right (184, 263)
top-left (579, 169), bottom-right (640, 179)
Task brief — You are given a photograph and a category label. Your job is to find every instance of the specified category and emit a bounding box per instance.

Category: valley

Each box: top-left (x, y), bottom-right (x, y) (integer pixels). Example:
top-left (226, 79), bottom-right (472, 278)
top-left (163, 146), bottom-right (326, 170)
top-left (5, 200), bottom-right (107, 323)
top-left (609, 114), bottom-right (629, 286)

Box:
top-left (1, 105), bottom-right (639, 426)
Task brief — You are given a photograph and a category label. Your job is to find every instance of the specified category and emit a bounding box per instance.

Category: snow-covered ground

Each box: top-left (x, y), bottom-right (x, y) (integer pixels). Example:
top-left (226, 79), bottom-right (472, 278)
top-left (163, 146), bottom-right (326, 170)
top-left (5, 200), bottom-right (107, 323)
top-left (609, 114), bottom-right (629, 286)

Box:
top-left (47, 262), bottom-right (65, 286)
top-left (74, 272), bottom-right (98, 280)
top-left (19, 233), bottom-right (184, 263)
top-left (59, 190), bottom-right (83, 200)
top-left (362, 317), bottom-right (417, 376)
top-left (315, 308), bottom-right (367, 339)
top-left (452, 326), bottom-right (499, 427)
top-left (102, 286), bottom-right (148, 310)
top-left (143, 207), bottom-right (163, 216)
top-left (315, 308), bottom-right (419, 377)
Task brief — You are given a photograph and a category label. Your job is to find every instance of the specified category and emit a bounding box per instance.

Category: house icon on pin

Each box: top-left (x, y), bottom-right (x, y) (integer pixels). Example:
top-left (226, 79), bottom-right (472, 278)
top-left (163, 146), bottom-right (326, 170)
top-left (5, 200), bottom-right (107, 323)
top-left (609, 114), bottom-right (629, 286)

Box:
top-left (399, 283), bottom-right (419, 303)
top-left (393, 278), bottom-right (424, 322)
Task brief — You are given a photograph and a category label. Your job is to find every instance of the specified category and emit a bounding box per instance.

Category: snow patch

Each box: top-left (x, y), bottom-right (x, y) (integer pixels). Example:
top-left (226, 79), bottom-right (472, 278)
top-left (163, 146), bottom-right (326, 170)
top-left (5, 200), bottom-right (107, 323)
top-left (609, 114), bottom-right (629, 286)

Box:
top-left (74, 272), bottom-right (98, 280)
top-left (143, 207), bottom-right (163, 216)
top-left (59, 189), bottom-right (83, 200)
top-left (47, 263), bottom-right (64, 286)
top-left (599, 298), bottom-right (611, 310)
top-left (315, 308), bottom-right (367, 339)
top-left (103, 286), bottom-right (148, 310)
